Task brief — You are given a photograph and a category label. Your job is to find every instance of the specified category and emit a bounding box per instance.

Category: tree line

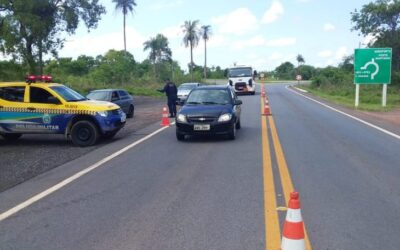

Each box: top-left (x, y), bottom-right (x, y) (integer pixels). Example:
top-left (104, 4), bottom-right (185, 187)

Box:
top-left (1, 0), bottom-right (399, 91)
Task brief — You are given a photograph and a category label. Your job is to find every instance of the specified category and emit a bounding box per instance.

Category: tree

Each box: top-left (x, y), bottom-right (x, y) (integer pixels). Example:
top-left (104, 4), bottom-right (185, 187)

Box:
top-left (339, 55), bottom-right (354, 72)
top-left (182, 20), bottom-right (200, 80)
top-left (275, 62), bottom-right (295, 80)
top-left (113, 0), bottom-right (137, 52)
top-left (296, 54), bottom-right (305, 67)
top-left (351, 0), bottom-right (400, 70)
top-left (200, 25), bottom-right (212, 79)
top-left (143, 34), bottom-right (172, 77)
top-left (0, 0), bottom-right (105, 74)
top-left (91, 49), bottom-right (136, 84)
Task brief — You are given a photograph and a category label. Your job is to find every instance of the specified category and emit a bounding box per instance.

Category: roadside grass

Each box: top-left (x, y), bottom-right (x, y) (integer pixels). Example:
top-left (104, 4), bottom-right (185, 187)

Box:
top-left (300, 84), bottom-right (400, 111)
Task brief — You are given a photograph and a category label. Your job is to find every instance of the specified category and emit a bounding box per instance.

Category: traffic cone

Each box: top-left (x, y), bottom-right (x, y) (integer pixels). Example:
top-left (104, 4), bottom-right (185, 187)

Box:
top-left (161, 107), bottom-right (170, 126)
top-left (281, 191), bottom-right (306, 250)
top-left (263, 104), bottom-right (271, 116)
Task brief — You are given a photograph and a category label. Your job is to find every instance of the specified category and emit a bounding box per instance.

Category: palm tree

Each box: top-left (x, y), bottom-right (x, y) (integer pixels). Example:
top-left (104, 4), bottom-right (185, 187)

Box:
top-left (182, 20), bottom-right (200, 80)
top-left (200, 25), bottom-right (212, 79)
top-left (143, 34), bottom-right (172, 76)
top-left (296, 54), bottom-right (305, 67)
top-left (113, 0), bottom-right (137, 52)
top-left (296, 54), bottom-right (305, 75)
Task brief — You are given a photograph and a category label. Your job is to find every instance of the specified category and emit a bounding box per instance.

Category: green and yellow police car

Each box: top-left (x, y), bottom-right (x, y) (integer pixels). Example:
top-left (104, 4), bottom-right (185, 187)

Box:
top-left (0, 76), bottom-right (126, 146)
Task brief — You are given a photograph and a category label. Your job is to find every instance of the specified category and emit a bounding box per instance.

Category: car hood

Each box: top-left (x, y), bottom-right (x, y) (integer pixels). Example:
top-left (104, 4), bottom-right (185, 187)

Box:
top-left (179, 104), bottom-right (232, 117)
top-left (72, 100), bottom-right (120, 111)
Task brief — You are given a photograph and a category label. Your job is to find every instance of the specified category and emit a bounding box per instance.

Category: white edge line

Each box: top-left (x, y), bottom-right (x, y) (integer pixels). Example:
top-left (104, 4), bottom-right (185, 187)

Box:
top-left (293, 87), bottom-right (308, 93)
top-left (0, 125), bottom-right (171, 222)
top-left (286, 85), bottom-right (400, 140)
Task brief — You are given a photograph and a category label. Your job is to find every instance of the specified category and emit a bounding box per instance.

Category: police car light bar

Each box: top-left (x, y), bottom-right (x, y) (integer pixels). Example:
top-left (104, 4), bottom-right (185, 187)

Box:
top-left (25, 75), bottom-right (53, 83)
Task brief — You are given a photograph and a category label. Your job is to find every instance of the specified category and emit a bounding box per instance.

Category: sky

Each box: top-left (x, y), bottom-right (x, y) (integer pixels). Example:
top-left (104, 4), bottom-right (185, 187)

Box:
top-left (58, 0), bottom-right (374, 72)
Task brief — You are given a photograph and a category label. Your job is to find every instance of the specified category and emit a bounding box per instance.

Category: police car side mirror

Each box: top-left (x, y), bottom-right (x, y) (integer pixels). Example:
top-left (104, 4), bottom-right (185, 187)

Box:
top-left (48, 96), bottom-right (61, 104)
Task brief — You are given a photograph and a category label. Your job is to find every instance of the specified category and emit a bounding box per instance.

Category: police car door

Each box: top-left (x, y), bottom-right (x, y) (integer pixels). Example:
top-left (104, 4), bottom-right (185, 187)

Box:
top-left (26, 86), bottom-right (64, 133)
top-left (0, 85), bottom-right (28, 133)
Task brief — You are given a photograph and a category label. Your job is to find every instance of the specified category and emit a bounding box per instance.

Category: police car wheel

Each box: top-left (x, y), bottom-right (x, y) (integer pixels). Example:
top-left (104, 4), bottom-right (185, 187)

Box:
top-left (1, 133), bottom-right (22, 141)
top-left (71, 121), bottom-right (99, 147)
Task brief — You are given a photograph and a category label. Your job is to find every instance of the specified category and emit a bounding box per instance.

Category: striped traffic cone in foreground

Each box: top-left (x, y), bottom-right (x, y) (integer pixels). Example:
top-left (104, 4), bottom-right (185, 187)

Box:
top-left (281, 191), bottom-right (306, 250)
top-left (161, 107), bottom-right (170, 126)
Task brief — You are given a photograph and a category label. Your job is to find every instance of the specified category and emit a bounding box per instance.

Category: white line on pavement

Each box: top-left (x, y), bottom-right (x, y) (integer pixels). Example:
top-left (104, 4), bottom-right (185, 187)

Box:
top-left (0, 125), bottom-right (172, 222)
top-left (286, 85), bottom-right (400, 140)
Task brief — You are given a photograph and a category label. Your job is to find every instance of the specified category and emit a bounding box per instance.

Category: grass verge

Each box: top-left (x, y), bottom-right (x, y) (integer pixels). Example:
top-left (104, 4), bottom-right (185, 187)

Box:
top-left (300, 84), bottom-right (400, 112)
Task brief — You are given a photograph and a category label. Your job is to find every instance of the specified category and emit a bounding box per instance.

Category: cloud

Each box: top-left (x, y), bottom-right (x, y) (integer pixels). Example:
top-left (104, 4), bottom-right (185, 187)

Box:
top-left (335, 46), bottom-right (348, 60)
top-left (207, 35), bottom-right (226, 48)
top-left (363, 33), bottom-right (377, 46)
top-left (60, 26), bottom-right (146, 58)
top-left (212, 8), bottom-right (258, 35)
top-left (262, 1), bottom-right (284, 24)
top-left (265, 37), bottom-right (296, 47)
top-left (323, 23), bottom-right (336, 32)
top-left (162, 25), bottom-right (182, 40)
top-left (232, 36), bottom-right (266, 50)
top-left (318, 50), bottom-right (333, 58)
top-left (149, 0), bottom-right (183, 10)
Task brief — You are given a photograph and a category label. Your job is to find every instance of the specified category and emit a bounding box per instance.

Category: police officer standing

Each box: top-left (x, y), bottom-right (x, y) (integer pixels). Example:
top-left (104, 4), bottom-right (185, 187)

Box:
top-left (158, 78), bottom-right (178, 117)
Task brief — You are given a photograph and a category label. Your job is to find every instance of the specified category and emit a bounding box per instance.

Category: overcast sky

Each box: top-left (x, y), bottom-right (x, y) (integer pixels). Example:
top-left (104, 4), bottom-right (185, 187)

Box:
top-left (58, 0), bottom-right (373, 72)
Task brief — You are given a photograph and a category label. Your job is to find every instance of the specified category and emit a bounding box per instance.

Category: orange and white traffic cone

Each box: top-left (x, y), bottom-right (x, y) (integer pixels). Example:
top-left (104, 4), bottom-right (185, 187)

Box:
top-left (281, 191), bottom-right (306, 250)
top-left (161, 107), bottom-right (170, 126)
top-left (265, 95), bottom-right (269, 105)
top-left (263, 104), bottom-right (271, 116)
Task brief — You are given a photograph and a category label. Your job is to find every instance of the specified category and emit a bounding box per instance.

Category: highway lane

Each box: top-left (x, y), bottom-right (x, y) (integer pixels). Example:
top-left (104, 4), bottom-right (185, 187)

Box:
top-left (0, 92), bottom-right (267, 249)
top-left (267, 84), bottom-right (400, 249)
top-left (1, 83), bottom-right (399, 249)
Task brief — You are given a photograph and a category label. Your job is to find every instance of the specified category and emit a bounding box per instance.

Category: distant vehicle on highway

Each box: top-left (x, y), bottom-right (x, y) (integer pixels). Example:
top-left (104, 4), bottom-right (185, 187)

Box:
top-left (175, 85), bottom-right (242, 141)
top-left (87, 89), bottom-right (134, 118)
top-left (0, 76), bottom-right (126, 146)
top-left (177, 82), bottom-right (201, 101)
top-left (226, 65), bottom-right (256, 95)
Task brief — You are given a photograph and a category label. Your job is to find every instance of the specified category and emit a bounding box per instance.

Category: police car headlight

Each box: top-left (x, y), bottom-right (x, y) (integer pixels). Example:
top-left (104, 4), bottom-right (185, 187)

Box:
top-left (218, 113), bottom-right (232, 122)
top-left (177, 114), bottom-right (187, 123)
top-left (97, 111), bottom-right (109, 117)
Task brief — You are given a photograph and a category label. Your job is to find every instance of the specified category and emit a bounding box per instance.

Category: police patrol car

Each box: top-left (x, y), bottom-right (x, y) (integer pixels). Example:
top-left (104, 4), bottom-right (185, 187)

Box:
top-left (0, 76), bottom-right (126, 146)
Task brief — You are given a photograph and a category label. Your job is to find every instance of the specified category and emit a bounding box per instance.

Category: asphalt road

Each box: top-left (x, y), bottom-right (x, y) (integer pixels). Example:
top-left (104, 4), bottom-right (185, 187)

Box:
top-left (268, 84), bottom-right (400, 249)
top-left (0, 84), bottom-right (399, 249)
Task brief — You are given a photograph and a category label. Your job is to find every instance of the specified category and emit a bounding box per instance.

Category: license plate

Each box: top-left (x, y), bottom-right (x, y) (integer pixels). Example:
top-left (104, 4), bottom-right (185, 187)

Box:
top-left (121, 113), bottom-right (126, 122)
top-left (194, 124), bottom-right (210, 131)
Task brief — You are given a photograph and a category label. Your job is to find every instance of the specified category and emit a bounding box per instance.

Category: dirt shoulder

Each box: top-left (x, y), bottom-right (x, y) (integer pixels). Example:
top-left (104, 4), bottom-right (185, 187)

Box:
top-left (0, 96), bottom-right (166, 192)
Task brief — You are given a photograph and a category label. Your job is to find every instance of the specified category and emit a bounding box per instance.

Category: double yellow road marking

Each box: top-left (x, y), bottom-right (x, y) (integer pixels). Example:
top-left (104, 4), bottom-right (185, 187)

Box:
top-left (261, 94), bottom-right (312, 250)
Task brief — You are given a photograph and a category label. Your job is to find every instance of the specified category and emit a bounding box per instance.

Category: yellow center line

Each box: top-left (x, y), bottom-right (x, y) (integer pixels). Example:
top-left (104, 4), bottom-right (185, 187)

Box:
top-left (268, 116), bottom-right (313, 250)
top-left (261, 98), bottom-right (281, 249)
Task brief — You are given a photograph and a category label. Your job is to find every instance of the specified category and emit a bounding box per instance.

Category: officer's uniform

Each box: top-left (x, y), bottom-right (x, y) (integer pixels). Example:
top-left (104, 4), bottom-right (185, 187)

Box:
top-left (160, 81), bottom-right (177, 117)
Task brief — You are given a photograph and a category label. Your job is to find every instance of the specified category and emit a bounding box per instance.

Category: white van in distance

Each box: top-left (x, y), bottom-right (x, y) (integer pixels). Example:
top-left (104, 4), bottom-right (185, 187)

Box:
top-left (226, 65), bottom-right (256, 95)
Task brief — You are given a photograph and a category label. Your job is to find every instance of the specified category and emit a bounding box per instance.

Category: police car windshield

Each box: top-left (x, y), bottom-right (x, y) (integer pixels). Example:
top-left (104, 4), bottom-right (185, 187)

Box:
top-left (228, 68), bottom-right (252, 77)
top-left (50, 86), bottom-right (87, 102)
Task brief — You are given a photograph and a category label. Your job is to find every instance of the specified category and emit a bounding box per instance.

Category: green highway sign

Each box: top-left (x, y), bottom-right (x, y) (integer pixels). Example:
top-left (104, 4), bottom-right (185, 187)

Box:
top-left (354, 48), bottom-right (392, 84)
